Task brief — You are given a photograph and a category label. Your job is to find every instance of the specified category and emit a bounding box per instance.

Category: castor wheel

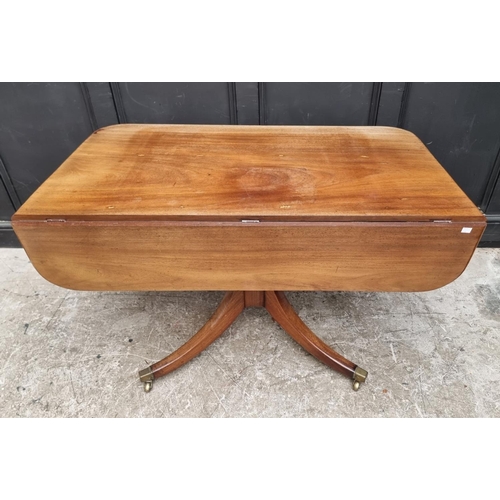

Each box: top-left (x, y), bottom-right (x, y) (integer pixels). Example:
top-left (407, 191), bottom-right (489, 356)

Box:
top-left (139, 367), bottom-right (154, 393)
top-left (352, 366), bottom-right (368, 391)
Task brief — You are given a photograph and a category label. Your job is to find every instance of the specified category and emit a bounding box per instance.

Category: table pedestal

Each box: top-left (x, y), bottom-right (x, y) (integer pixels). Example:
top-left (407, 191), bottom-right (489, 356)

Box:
top-left (138, 291), bottom-right (368, 393)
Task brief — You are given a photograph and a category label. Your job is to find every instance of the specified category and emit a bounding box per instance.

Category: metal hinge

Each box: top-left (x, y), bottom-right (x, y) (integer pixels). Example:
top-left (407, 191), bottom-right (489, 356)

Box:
top-left (432, 220), bottom-right (452, 223)
top-left (241, 219), bottom-right (260, 223)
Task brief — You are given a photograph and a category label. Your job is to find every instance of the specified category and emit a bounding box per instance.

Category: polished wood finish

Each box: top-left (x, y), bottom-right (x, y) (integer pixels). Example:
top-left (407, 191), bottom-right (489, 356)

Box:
top-left (12, 124), bottom-right (485, 293)
top-left (244, 291), bottom-right (265, 307)
top-left (265, 291), bottom-right (357, 378)
top-left (144, 291), bottom-right (363, 386)
top-left (12, 220), bottom-right (485, 292)
top-left (149, 291), bottom-right (244, 380)
top-left (10, 125), bottom-right (487, 390)
top-left (13, 124), bottom-right (483, 223)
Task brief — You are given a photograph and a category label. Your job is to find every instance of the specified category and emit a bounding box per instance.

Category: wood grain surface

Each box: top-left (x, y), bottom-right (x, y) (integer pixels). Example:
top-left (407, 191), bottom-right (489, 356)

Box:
top-left (149, 291), bottom-right (245, 380)
top-left (145, 290), bottom-right (362, 384)
top-left (12, 124), bottom-right (485, 292)
top-left (12, 124), bottom-right (484, 223)
top-left (13, 220), bottom-right (485, 292)
top-left (265, 291), bottom-right (357, 378)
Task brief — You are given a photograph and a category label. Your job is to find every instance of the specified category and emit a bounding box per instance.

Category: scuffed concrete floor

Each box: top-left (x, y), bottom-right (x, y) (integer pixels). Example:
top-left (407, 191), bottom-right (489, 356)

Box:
top-left (0, 248), bottom-right (499, 418)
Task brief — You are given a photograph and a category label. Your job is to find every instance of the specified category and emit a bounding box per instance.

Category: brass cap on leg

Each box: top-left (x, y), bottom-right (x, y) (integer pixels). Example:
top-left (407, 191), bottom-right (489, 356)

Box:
top-left (139, 366), bottom-right (154, 383)
top-left (352, 366), bottom-right (368, 391)
top-left (139, 366), bottom-right (154, 393)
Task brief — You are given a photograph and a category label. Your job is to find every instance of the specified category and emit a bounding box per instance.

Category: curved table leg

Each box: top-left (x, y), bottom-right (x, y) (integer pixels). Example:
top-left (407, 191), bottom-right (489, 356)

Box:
top-left (265, 291), bottom-right (368, 390)
top-left (138, 291), bottom-right (245, 392)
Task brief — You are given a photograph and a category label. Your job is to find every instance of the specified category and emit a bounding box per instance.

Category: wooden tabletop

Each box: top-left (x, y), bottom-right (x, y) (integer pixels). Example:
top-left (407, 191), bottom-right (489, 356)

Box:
top-left (13, 124), bottom-right (484, 222)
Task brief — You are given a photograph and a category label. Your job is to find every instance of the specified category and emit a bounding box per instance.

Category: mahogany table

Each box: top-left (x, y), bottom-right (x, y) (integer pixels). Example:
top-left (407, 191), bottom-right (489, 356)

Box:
top-left (12, 125), bottom-right (485, 392)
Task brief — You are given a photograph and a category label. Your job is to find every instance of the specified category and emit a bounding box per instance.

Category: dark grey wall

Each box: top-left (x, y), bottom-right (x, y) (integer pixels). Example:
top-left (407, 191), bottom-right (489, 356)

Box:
top-left (0, 177), bottom-right (14, 219)
top-left (112, 83), bottom-right (237, 124)
top-left (489, 178), bottom-right (500, 213)
top-left (400, 83), bottom-right (500, 206)
top-left (260, 83), bottom-right (376, 125)
top-left (1, 82), bottom-right (499, 247)
top-left (0, 83), bottom-right (94, 204)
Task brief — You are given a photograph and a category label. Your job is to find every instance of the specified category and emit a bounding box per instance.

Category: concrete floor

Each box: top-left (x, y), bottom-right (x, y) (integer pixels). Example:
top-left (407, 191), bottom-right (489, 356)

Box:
top-left (0, 247), bottom-right (499, 417)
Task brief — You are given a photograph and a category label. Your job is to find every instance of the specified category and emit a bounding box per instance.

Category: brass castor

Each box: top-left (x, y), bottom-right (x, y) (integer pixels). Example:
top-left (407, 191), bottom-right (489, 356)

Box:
top-left (352, 366), bottom-right (368, 391)
top-left (139, 366), bottom-right (154, 393)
